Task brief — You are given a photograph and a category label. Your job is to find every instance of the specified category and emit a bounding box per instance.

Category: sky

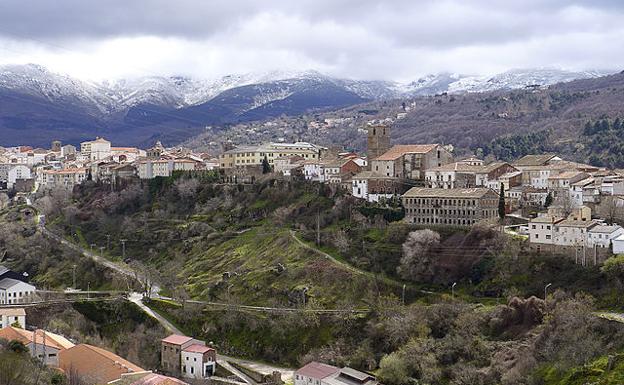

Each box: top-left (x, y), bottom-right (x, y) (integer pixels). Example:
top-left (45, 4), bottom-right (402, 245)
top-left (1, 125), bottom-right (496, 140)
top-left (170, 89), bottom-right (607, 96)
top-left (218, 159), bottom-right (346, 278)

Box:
top-left (0, 0), bottom-right (623, 82)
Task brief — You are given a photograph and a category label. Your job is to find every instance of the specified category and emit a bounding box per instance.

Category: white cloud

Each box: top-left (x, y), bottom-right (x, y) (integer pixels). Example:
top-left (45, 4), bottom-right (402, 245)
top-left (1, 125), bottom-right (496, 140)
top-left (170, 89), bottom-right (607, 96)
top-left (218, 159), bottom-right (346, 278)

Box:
top-left (0, 0), bottom-right (622, 81)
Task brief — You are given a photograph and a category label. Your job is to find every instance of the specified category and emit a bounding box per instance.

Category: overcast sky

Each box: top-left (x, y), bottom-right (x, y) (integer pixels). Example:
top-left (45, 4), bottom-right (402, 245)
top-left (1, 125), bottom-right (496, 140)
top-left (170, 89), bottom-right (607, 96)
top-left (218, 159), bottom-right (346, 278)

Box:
top-left (0, 0), bottom-right (622, 81)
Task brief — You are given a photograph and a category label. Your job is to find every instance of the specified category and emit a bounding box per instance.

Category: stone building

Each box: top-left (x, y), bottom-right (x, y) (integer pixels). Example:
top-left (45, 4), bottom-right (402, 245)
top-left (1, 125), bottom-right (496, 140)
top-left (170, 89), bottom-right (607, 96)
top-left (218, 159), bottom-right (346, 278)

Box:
top-left (402, 187), bottom-right (500, 226)
top-left (366, 125), bottom-right (391, 168)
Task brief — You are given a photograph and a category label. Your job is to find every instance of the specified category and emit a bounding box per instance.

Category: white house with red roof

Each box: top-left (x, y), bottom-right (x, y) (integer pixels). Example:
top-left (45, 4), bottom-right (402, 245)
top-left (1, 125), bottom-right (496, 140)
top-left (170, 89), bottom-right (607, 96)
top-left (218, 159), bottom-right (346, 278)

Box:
top-left (181, 344), bottom-right (216, 379)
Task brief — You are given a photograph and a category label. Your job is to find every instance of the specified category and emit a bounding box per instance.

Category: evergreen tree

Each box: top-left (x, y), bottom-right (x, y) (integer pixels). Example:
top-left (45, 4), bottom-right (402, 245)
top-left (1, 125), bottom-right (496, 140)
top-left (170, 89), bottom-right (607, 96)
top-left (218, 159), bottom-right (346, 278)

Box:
top-left (262, 155), bottom-right (271, 174)
top-left (545, 192), bottom-right (553, 207)
top-left (498, 184), bottom-right (506, 221)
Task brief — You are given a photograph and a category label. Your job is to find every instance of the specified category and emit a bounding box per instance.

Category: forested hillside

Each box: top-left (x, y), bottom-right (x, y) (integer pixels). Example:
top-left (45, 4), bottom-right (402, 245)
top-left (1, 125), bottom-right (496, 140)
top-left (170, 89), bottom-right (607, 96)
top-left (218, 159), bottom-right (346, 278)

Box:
top-left (18, 172), bottom-right (624, 384)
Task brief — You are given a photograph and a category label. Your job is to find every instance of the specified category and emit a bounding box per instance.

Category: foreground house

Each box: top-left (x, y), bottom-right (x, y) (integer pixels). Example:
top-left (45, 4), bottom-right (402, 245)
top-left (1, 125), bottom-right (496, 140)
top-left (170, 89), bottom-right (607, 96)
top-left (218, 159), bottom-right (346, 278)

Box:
top-left (402, 187), bottom-right (500, 226)
top-left (0, 326), bottom-right (75, 367)
top-left (59, 343), bottom-right (143, 384)
top-left (0, 308), bottom-right (26, 328)
top-left (295, 362), bottom-right (378, 385)
top-left (161, 334), bottom-right (216, 379)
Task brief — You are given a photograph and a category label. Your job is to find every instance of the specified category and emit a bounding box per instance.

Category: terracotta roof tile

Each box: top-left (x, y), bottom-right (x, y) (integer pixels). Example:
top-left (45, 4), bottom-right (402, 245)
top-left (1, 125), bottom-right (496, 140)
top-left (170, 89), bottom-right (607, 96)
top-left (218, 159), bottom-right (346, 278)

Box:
top-left (374, 144), bottom-right (439, 161)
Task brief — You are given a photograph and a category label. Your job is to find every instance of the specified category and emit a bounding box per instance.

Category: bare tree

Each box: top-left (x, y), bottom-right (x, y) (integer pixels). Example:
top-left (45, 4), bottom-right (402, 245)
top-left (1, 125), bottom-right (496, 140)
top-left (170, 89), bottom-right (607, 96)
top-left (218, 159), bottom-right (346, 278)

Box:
top-left (601, 195), bottom-right (623, 225)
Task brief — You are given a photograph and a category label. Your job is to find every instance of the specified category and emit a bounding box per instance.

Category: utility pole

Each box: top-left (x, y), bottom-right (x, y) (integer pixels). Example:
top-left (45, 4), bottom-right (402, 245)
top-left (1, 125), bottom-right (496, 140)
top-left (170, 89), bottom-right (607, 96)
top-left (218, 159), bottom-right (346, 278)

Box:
top-left (120, 239), bottom-right (127, 260)
top-left (106, 234), bottom-right (111, 250)
top-left (72, 264), bottom-right (77, 289)
top-left (451, 282), bottom-right (457, 299)
top-left (316, 211), bottom-right (320, 246)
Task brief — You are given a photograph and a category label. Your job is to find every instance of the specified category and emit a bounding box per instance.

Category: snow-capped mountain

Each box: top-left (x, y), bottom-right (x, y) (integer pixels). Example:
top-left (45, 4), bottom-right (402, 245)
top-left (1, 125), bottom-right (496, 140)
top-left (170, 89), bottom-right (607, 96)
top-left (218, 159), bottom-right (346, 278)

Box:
top-left (447, 68), bottom-right (606, 94)
top-left (0, 63), bottom-right (616, 148)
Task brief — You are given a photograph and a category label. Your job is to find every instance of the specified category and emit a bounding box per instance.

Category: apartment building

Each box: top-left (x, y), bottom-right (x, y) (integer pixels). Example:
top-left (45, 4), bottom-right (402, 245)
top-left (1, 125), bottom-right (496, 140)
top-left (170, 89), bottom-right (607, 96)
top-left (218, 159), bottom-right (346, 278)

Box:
top-left (402, 187), bottom-right (500, 226)
top-left (37, 168), bottom-right (89, 188)
top-left (220, 142), bottom-right (323, 169)
top-left (80, 137), bottom-right (112, 161)
top-left (136, 159), bottom-right (198, 179)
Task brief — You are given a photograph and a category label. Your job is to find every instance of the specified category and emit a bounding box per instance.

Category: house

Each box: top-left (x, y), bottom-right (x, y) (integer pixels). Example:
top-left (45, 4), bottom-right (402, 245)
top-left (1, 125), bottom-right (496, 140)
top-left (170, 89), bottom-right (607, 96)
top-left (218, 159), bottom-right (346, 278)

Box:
top-left (0, 326), bottom-right (75, 367)
top-left (588, 225), bottom-right (624, 250)
top-left (294, 362), bottom-right (339, 385)
top-left (181, 344), bottom-right (216, 379)
top-left (0, 308), bottom-right (26, 328)
top-left (613, 233), bottom-right (624, 254)
top-left (295, 363), bottom-right (378, 385)
top-left (402, 188), bottom-right (500, 227)
top-left (0, 278), bottom-right (36, 304)
top-left (161, 334), bottom-right (210, 376)
top-left (59, 344), bottom-right (143, 384)
top-left (425, 162), bottom-right (518, 189)
top-left (323, 367), bottom-right (379, 385)
top-left (370, 144), bottom-right (453, 180)
top-left (351, 171), bottom-right (408, 202)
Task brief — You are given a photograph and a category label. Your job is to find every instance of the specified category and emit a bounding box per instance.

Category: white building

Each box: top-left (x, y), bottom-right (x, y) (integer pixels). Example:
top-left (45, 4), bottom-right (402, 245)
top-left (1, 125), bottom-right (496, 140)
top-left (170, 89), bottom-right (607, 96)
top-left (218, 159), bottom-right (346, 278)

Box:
top-left (37, 168), bottom-right (89, 189)
top-left (588, 225), bottom-right (624, 249)
top-left (0, 308), bottom-right (26, 328)
top-left (181, 344), bottom-right (216, 379)
top-left (136, 159), bottom-right (198, 179)
top-left (613, 233), bottom-right (624, 254)
top-left (80, 137), bottom-right (112, 161)
top-left (0, 278), bottom-right (36, 305)
top-left (7, 164), bottom-right (32, 188)
top-left (528, 216), bottom-right (559, 245)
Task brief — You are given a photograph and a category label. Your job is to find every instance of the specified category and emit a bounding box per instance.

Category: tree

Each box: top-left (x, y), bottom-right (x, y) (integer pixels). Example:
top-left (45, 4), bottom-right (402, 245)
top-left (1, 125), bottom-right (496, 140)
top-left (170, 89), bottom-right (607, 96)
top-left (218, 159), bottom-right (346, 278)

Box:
top-left (397, 230), bottom-right (441, 281)
top-left (601, 195), bottom-right (622, 225)
top-left (262, 155), bottom-right (271, 174)
top-left (544, 192), bottom-right (553, 208)
top-left (7, 340), bottom-right (28, 354)
top-left (377, 352), bottom-right (409, 385)
top-left (498, 184), bottom-right (506, 221)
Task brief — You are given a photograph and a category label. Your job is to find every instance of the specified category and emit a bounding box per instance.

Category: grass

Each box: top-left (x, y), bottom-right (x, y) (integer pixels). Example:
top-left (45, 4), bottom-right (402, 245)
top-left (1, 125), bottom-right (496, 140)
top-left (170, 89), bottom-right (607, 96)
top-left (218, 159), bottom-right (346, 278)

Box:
top-left (538, 353), bottom-right (624, 385)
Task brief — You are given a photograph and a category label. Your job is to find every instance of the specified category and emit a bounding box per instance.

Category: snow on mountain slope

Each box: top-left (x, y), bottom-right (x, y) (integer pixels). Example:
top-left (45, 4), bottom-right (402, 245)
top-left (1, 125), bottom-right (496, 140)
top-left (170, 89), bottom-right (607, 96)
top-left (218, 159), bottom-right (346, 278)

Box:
top-left (447, 68), bottom-right (606, 93)
top-left (0, 63), bottom-right (117, 114)
top-left (0, 64), bottom-right (613, 117)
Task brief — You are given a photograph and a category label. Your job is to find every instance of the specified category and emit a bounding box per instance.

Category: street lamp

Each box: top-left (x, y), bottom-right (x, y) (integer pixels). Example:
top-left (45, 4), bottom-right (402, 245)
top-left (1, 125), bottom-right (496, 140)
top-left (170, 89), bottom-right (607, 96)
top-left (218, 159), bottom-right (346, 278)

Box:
top-left (451, 282), bottom-right (457, 299)
top-left (544, 283), bottom-right (552, 301)
top-left (402, 284), bottom-right (406, 306)
top-left (302, 287), bottom-right (309, 307)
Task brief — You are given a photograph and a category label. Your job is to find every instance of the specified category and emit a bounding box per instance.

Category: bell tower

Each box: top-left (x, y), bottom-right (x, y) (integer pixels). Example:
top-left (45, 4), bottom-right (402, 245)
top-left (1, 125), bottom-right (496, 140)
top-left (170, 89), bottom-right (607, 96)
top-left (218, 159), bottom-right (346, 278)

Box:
top-left (367, 124), bottom-right (390, 165)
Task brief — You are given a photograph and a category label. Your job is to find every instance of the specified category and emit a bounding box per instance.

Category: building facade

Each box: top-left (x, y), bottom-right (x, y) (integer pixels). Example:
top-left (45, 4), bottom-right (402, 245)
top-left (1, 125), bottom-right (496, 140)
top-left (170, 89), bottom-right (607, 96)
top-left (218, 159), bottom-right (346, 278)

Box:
top-left (402, 187), bottom-right (499, 226)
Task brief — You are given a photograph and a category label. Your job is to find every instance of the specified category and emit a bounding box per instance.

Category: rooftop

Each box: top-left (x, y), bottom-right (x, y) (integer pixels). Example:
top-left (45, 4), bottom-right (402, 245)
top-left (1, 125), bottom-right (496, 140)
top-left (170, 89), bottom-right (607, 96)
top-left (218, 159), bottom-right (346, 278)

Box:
top-left (296, 362), bottom-right (340, 380)
top-left (162, 334), bottom-right (193, 345)
top-left (0, 308), bottom-right (26, 317)
top-left (403, 187), bottom-right (497, 199)
top-left (0, 278), bottom-right (28, 289)
top-left (374, 144), bottom-right (439, 161)
top-left (514, 154), bottom-right (558, 167)
top-left (589, 224), bottom-right (623, 234)
top-left (183, 344), bottom-right (214, 354)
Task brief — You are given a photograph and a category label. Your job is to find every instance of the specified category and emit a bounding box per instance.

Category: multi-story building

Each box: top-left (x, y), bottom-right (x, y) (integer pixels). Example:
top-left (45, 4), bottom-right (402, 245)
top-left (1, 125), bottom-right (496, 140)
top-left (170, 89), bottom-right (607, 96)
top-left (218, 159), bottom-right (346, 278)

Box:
top-left (7, 164), bottom-right (32, 189)
top-left (0, 278), bottom-right (36, 304)
top-left (220, 142), bottom-right (323, 169)
top-left (136, 159), bottom-right (198, 179)
top-left (37, 168), bottom-right (89, 189)
top-left (425, 162), bottom-right (518, 189)
top-left (402, 187), bottom-right (499, 226)
top-left (161, 334), bottom-right (215, 379)
top-left (352, 171), bottom-right (409, 202)
top-left (587, 224), bottom-right (624, 249)
top-left (370, 144), bottom-right (453, 181)
top-left (80, 137), bottom-right (112, 161)
top-left (181, 344), bottom-right (216, 379)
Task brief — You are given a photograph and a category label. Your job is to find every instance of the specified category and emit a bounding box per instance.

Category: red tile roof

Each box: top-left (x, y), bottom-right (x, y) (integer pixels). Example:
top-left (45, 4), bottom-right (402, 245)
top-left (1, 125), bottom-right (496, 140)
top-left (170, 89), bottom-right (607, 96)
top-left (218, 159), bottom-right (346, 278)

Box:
top-left (162, 334), bottom-right (193, 345)
top-left (296, 362), bottom-right (339, 380)
top-left (374, 144), bottom-right (438, 161)
top-left (183, 344), bottom-right (213, 354)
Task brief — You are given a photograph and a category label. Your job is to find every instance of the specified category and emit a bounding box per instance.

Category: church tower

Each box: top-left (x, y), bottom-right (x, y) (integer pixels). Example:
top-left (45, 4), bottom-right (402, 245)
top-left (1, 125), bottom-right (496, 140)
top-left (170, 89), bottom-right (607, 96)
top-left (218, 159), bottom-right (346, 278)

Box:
top-left (367, 124), bottom-right (391, 165)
